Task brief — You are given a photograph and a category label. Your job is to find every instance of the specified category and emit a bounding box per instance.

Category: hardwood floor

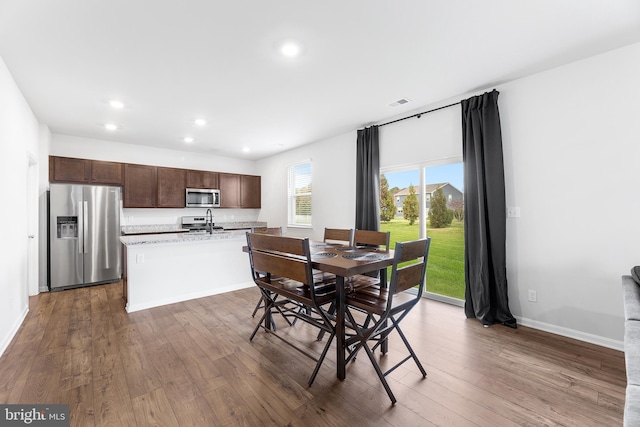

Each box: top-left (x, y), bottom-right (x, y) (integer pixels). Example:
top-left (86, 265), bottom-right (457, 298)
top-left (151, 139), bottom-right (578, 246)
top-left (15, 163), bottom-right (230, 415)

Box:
top-left (0, 282), bottom-right (626, 426)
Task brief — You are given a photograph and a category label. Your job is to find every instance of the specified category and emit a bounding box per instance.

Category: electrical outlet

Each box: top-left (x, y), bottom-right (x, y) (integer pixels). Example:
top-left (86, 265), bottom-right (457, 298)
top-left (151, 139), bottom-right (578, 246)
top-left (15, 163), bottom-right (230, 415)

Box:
top-left (507, 207), bottom-right (521, 218)
top-left (136, 253), bottom-right (145, 264)
top-left (528, 290), bottom-right (537, 302)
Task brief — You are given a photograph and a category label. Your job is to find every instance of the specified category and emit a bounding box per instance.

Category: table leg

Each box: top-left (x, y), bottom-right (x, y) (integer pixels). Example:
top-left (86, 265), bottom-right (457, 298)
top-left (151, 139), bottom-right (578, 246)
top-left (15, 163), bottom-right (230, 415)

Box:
top-left (336, 275), bottom-right (346, 380)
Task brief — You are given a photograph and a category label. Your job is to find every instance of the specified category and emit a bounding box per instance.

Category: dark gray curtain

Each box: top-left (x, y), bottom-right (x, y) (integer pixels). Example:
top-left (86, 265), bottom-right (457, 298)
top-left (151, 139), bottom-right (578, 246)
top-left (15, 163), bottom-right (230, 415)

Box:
top-left (462, 90), bottom-right (516, 328)
top-left (355, 126), bottom-right (380, 231)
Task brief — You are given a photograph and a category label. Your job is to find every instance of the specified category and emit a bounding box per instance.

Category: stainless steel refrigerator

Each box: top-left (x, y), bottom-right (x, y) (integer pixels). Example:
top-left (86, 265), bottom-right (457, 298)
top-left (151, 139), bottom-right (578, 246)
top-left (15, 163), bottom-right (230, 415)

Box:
top-left (48, 183), bottom-right (122, 290)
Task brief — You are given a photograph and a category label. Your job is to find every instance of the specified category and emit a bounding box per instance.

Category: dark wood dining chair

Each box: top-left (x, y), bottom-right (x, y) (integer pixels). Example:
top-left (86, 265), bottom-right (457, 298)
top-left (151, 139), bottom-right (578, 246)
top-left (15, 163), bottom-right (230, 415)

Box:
top-left (351, 229), bottom-right (391, 287)
top-left (344, 237), bottom-right (431, 404)
top-left (323, 227), bottom-right (354, 246)
top-left (316, 229), bottom-right (390, 342)
top-left (250, 226), bottom-right (284, 319)
top-left (251, 226), bottom-right (283, 235)
top-left (246, 232), bottom-right (337, 387)
top-left (353, 229), bottom-right (390, 250)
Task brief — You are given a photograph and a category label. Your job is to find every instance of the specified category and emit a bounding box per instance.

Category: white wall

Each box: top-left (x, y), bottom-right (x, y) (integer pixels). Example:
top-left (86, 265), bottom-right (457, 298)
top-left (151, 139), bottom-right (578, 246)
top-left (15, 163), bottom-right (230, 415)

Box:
top-left (256, 131), bottom-right (357, 241)
top-left (38, 125), bottom-right (51, 292)
top-left (50, 134), bottom-right (260, 225)
top-left (499, 42), bottom-right (640, 348)
top-left (257, 42), bottom-right (640, 349)
top-left (0, 56), bottom-right (42, 357)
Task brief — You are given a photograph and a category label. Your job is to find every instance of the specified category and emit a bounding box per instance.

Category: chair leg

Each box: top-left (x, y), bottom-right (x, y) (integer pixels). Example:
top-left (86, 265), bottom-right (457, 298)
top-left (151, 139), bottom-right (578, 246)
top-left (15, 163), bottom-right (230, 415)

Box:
top-left (392, 318), bottom-right (427, 377)
top-left (308, 330), bottom-right (335, 386)
top-left (250, 306), bottom-right (270, 341)
top-left (317, 301), bottom-right (335, 340)
top-left (362, 341), bottom-right (397, 404)
top-left (251, 295), bottom-right (265, 317)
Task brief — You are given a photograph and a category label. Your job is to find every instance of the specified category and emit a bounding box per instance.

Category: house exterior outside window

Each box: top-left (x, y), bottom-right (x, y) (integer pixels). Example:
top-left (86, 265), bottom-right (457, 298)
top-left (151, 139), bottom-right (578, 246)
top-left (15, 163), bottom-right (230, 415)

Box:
top-left (392, 183), bottom-right (462, 217)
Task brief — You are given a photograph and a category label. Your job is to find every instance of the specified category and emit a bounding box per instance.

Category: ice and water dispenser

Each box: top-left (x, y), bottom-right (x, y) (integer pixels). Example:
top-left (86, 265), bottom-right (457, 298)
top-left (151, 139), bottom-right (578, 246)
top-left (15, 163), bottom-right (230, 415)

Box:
top-left (56, 216), bottom-right (78, 239)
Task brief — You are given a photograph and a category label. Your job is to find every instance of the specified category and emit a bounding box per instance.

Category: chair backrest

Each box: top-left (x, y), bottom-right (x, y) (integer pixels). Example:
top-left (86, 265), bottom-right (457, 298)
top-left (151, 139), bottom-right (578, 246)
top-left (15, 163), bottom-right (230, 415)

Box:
top-left (251, 226), bottom-right (283, 236)
top-left (323, 228), bottom-right (354, 246)
top-left (389, 238), bottom-right (431, 298)
top-left (353, 229), bottom-right (390, 251)
top-left (246, 232), bottom-right (314, 289)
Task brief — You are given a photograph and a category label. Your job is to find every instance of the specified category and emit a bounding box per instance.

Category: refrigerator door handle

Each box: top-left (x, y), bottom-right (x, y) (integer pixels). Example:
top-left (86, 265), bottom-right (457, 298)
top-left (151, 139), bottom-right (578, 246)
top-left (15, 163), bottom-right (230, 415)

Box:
top-left (83, 200), bottom-right (89, 254)
top-left (77, 198), bottom-right (84, 254)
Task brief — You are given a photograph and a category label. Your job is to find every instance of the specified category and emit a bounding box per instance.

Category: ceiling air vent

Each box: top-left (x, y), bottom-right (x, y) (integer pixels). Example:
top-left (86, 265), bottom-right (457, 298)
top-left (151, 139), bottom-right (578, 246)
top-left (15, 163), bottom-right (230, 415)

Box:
top-left (388, 98), bottom-right (410, 107)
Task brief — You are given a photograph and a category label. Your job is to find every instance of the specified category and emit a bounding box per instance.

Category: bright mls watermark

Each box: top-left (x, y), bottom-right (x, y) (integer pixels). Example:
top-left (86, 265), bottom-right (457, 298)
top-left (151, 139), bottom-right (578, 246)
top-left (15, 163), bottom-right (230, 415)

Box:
top-left (0, 405), bottom-right (69, 426)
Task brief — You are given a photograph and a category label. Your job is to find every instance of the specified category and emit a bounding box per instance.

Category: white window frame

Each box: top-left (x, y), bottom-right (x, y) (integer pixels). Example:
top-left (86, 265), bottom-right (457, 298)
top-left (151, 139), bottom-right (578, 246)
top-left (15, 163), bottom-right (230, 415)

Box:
top-left (287, 160), bottom-right (312, 227)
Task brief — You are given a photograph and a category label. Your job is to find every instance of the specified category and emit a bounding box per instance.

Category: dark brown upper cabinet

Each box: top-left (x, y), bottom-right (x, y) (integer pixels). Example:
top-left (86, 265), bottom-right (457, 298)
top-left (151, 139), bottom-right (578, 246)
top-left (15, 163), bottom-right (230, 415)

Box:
top-left (157, 167), bottom-right (186, 208)
top-left (49, 156), bottom-right (124, 185)
top-left (219, 173), bottom-right (241, 208)
top-left (219, 173), bottom-right (261, 208)
top-left (124, 164), bottom-right (157, 208)
top-left (49, 156), bottom-right (261, 209)
top-left (49, 156), bottom-right (90, 183)
top-left (90, 160), bottom-right (124, 185)
top-left (186, 170), bottom-right (219, 189)
top-left (241, 175), bottom-right (261, 208)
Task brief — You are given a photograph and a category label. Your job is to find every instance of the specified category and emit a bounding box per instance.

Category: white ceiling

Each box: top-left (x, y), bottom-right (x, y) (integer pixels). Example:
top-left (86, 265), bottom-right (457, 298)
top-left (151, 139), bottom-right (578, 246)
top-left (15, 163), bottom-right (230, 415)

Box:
top-left (1, 1), bottom-right (639, 160)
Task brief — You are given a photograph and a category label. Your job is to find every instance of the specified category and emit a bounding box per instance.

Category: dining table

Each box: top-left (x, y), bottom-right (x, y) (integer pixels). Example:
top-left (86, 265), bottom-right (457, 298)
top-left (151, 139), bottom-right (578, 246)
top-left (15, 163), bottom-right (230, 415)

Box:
top-left (308, 242), bottom-right (395, 380)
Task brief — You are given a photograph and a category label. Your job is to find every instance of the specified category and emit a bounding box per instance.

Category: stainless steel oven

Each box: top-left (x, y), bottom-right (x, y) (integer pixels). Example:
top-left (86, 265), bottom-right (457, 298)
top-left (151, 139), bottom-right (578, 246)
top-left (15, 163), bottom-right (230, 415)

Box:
top-left (181, 216), bottom-right (223, 233)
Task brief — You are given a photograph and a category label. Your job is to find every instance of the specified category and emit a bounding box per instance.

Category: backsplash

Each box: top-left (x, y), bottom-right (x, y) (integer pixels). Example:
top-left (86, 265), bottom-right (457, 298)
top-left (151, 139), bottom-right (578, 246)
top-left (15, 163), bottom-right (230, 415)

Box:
top-left (121, 207), bottom-right (260, 226)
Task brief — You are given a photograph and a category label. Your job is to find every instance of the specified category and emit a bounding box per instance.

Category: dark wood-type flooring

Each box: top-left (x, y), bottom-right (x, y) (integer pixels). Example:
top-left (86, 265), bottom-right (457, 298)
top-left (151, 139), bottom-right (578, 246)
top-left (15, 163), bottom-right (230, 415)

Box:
top-left (0, 282), bottom-right (626, 426)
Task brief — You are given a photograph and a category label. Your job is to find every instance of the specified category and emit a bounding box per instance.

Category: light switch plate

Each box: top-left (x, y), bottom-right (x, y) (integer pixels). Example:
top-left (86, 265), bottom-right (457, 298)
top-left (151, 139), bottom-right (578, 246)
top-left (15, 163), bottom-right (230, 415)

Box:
top-left (507, 207), bottom-right (521, 218)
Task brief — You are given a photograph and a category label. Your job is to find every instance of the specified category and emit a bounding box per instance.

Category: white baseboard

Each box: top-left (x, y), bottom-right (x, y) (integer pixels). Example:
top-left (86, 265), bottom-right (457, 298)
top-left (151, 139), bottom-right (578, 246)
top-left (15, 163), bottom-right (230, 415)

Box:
top-left (420, 293), bottom-right (624, 352)
top-left (0, 305), bottom-right (29, 359)
top-left (515, 315), bottom-right (624, 352)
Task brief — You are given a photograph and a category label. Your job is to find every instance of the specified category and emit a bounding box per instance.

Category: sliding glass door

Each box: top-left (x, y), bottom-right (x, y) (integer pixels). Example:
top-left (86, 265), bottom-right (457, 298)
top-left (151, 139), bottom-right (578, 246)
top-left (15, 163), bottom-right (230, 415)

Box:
top-left (380, 160), bottom-right (464, 303)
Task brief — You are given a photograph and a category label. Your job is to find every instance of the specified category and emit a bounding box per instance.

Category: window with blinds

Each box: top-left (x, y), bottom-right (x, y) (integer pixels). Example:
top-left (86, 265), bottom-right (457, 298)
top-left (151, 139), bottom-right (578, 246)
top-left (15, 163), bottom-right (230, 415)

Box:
top-left (287, 161), bottom-right (312, 226)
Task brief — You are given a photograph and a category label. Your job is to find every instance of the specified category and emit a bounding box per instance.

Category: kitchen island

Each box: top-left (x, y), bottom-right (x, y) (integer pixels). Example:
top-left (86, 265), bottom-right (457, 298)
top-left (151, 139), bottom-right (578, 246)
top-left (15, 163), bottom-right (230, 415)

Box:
top-left (120, 230), bottom-right (255, 312)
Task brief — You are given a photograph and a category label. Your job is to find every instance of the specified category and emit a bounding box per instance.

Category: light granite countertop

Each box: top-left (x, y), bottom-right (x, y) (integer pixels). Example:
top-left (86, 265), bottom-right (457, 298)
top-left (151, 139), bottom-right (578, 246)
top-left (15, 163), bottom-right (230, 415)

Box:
top-left (121, 224), bottom-right (188, 235)
top-left (121, 221), bottom-right (267, 235)
top-left (120, 230), bottom-right (249, 246)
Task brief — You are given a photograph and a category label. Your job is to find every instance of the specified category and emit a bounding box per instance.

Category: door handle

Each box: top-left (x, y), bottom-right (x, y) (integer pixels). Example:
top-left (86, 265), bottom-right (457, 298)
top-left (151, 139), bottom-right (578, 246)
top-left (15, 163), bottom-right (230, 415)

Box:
top-left (28, 235), bottom-right (35, 239)
top-left (83, 200), bottom-right (89, 254)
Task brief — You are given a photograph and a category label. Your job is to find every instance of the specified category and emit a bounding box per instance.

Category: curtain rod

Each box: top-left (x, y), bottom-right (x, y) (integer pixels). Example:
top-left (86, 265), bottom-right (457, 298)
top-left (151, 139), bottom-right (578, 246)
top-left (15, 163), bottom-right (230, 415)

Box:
top-left (377, 101), bottom-right (461, 128)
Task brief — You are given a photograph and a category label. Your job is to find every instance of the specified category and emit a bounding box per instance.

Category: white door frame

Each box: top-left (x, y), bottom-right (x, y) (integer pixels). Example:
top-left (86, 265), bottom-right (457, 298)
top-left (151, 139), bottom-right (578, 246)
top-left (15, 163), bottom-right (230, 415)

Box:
top-left (27, 153), bottom-right (39, 296)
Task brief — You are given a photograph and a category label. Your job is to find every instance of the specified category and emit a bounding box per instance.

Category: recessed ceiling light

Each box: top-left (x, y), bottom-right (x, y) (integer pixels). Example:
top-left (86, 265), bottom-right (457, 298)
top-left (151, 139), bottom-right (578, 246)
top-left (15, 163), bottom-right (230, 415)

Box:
top-left (105, 123), bottom-right (117, 131)
top-left (194, 119), bottom-right (206, 126)
top-left (242, 147), bottom-right (250, 153)
top-left (280, 41), bottom-right (302, 57)
top-left (184, 137), bottom-right (194, 143)
top-left (109, 100), bottom-right (124, 109)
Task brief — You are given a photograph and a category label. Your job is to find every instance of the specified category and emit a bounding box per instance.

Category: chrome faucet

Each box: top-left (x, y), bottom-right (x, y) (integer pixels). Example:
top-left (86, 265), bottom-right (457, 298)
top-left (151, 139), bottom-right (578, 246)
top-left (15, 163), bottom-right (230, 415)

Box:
top-left (206, 208), bottom-right (213, 234)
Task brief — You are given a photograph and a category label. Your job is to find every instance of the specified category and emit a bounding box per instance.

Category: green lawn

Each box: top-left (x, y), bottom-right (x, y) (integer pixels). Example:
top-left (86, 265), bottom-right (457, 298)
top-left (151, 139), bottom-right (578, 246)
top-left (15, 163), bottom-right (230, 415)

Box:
top-left (380, 218), bottom-right (465, 300)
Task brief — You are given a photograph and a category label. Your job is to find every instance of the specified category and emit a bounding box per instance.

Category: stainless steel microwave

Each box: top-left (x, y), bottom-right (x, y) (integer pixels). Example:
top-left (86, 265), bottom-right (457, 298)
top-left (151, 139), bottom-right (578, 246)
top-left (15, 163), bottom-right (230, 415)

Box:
top-left (185, 188), bottom-right (220, 208)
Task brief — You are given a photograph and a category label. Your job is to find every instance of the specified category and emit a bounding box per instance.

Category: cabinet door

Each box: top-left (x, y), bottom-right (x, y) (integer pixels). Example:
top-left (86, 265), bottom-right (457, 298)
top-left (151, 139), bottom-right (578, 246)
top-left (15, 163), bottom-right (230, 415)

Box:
top-left (49, 156), bottom-right (90, 183)
top-left (202, 171), bottom-right (219, 189)
top-left (219, 173), bottom-right (241, 208)
top-left (157, 167), bottom-right (186, 208)
top-left (124, 164), bottom-right (157, 208)
top-left (91, 160), bottom-right (123, 185)
top-left (187, 170), bottom-right (219, 189)
top-left (241, 175), bottom-right (261, 208)
top-left (186, 170), bottom-right (204, 188)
